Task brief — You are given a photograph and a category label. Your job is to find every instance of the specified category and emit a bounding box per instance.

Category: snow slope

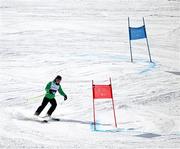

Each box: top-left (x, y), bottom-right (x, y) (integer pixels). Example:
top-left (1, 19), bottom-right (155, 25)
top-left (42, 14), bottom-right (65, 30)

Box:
top-left (0, 0), bottom-right (180, 148)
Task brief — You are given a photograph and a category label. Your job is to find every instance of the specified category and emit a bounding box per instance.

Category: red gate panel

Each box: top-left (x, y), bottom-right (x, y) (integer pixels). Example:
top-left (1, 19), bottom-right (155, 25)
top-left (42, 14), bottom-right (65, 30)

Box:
top-left (93, 85), bottom-right (112, 99)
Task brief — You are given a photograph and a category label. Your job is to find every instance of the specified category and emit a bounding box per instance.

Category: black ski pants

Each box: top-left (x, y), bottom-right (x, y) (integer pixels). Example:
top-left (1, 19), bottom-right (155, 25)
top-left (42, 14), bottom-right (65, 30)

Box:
top-left (35, 97), bottom-right (57, 116)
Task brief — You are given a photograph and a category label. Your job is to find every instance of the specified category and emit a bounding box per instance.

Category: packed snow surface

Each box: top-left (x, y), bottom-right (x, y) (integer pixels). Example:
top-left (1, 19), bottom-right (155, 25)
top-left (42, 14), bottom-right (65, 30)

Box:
top-left (0, 0), bottom-right (180, 148)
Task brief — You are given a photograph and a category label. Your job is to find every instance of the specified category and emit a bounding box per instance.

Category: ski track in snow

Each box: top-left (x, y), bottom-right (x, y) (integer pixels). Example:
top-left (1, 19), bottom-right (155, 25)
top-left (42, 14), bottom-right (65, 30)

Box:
top-left (0, 0), bottom-right (180, 148)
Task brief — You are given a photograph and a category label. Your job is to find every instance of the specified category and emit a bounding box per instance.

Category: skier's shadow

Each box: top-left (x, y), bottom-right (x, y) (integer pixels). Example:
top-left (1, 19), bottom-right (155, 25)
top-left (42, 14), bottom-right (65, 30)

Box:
top-left (18, 116), bottom-right (111, 126)
top-left (59, 118), bottom-right (111, 126)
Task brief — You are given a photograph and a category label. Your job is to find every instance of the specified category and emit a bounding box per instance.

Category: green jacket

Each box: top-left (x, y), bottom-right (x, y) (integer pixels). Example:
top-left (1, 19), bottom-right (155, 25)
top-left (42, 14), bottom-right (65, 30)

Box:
top-left (44, 81), bottom-right (66, 100)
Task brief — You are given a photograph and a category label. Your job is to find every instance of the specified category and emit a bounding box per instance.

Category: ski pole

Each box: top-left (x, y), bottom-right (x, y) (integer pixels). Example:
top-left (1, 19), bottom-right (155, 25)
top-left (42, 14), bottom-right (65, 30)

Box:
top-left (27, 94), bottom-right (45, 101)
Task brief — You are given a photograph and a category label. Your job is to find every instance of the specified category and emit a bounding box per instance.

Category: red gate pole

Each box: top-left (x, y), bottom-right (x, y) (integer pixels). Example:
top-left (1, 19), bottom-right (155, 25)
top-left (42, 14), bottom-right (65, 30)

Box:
top-left (92, 80), bottom-right (96, 130)
top-left (110, 78), bottom-right (117, 128)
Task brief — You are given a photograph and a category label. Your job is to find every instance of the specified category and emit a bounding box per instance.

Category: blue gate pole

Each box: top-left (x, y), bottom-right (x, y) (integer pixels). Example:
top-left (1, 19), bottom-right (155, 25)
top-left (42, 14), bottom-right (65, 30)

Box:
top-left (143, 17), bottom-right (152, 63)
top-left (128, 17), bottom-right (133, 62)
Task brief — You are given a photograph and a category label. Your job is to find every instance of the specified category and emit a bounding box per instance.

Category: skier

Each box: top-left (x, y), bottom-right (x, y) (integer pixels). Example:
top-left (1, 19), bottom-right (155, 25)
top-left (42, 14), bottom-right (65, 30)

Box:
top-left (34, 75), bottom-right (67, 120)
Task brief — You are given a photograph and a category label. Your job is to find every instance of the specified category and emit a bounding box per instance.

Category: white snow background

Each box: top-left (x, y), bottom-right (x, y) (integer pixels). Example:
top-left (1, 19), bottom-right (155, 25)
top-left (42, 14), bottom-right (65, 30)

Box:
top-left (0, 0), bottom-right (180, 148)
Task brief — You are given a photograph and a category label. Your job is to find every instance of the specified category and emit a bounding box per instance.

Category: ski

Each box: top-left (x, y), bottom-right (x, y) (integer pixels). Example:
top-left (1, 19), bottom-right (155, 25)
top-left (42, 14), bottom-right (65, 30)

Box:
top-left (41, 119), bottom-right (48, 123)
top-left (51, 118), bottom-right (60, 121)
top-left (33, 115), bottom-right (48, 123)
top-left (41, 115), bottom-right (60, 122)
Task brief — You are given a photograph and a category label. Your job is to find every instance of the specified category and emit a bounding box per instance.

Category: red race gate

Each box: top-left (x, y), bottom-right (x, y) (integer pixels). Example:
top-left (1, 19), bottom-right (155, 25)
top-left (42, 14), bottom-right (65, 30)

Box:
top-left (92, 78), bottom-right (117, 130)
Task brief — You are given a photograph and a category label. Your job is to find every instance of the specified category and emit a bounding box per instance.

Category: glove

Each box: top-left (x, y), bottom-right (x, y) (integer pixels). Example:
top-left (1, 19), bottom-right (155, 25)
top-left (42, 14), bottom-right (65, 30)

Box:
top-left (64, 95), bottom-right (67, 101)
